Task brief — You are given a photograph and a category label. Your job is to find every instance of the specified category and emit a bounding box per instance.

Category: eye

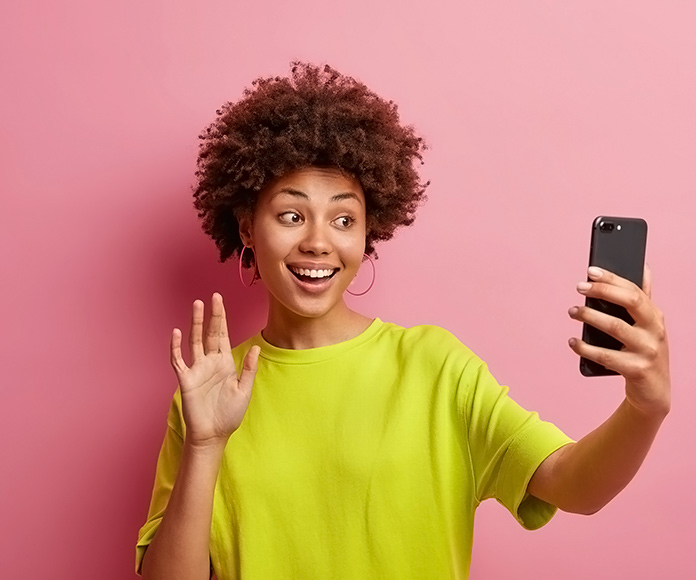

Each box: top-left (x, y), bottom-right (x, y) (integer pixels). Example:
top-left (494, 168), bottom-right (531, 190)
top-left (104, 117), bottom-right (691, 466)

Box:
top-left (333, 216), bottom-right (355, 228)
top-left (279, 212), bottom-right (303, 225)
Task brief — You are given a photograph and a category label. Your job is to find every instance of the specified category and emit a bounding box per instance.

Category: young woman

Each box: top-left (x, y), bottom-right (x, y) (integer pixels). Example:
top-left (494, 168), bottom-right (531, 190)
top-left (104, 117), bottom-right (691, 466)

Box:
top-left (136, 63), bottom-right (670, 580)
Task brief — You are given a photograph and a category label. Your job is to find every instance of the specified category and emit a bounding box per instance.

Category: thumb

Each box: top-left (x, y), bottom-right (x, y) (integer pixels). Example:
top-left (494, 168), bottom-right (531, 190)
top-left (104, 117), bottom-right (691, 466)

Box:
top-left (238, 345), bottom-right (261, 396)
top-left (642, 262), bottom-right (652, 299)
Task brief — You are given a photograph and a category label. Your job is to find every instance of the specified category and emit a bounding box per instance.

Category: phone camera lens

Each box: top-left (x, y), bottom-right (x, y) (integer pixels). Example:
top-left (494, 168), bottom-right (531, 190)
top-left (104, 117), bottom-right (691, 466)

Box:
top-left (599, 221), bottom-right (615, 233)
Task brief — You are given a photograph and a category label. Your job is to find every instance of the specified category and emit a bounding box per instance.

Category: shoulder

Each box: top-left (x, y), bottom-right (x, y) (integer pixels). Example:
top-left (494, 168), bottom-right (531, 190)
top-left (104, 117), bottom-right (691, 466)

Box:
top-left (380, 321), bottom-right (483, 369)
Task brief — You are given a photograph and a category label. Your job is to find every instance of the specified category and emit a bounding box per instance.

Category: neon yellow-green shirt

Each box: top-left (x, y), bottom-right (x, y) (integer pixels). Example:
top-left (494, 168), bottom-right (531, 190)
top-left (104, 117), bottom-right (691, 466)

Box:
top-left (136, 319), bottom-right (573, 579)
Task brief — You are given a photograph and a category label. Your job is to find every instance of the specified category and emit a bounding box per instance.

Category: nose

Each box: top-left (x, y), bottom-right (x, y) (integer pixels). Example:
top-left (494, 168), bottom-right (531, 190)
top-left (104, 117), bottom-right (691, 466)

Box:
top-left (298, 222), bottom-right (332, 255)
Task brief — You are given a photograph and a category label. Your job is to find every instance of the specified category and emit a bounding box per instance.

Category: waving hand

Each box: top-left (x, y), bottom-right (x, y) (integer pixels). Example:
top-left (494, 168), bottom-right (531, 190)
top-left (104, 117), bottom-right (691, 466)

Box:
top-left (170, 293), bottom-right (261, 449)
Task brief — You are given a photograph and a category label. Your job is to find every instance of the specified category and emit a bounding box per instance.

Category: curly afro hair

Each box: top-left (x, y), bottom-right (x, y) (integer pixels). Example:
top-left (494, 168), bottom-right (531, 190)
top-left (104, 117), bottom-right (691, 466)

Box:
top-left (193, 61), bottom-right (429, 266)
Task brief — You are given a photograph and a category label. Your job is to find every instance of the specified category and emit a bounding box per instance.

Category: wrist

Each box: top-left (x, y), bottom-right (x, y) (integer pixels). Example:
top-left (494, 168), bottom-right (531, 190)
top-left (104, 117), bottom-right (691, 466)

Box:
top-left (183, 438), bottom-right (229, 459)
top-left (623, 394), bottom-right (670, 424)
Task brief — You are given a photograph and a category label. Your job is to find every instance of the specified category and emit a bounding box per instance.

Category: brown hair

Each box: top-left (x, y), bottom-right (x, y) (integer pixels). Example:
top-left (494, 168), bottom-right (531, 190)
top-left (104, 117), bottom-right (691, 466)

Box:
top-left (193, 61), bottom-right (428, 265)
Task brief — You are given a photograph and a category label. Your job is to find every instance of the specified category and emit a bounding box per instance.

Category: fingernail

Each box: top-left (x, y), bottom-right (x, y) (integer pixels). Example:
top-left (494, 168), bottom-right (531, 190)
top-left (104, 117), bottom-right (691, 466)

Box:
top-left (568, 306), bottom-right (579, 316)
top-left (588, 266), bottom-right (602, 279)
top-left (577, 282), bottom-right (592, 293)
top-left (568, 338), bottom-right (577, 347)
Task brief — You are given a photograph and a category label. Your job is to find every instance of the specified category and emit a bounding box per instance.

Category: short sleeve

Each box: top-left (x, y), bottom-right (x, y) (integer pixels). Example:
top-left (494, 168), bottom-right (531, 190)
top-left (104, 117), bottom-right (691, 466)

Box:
top-left (135, 389), bottom-right (185, 575)
top-left (460, 362), bottom-right (574, 530)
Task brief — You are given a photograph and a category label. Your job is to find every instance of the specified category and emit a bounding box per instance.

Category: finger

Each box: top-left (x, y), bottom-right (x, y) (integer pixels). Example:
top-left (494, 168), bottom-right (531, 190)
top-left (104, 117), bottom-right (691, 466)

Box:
top-left (567, 336), bottom-right (634, 375)
top-left (237, 345), bottom-right (261, 397)
top-left (170, 328), bottom-right (189, 374)
top-left (205, 293), bottom-right (223, 354)
top-left (218, 296), bottom-right (233, 353)
top-left (189, 300), bottom-right (205, 362)
top-left (587, 266), bottom-right (641, 291)
top-left (592, 264), bottom-right (653, 299)
top-left (568, 305), bottom-right (638, 348)
top-left (577, 279), bottom-right (653, 327)
top-left (643, 263), bottom-right (652, 299)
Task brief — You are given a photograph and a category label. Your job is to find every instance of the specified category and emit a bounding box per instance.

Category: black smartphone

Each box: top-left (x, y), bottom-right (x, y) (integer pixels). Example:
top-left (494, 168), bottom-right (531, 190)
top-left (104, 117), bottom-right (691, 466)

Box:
top-left (580, 216), bottom-right (648, 377)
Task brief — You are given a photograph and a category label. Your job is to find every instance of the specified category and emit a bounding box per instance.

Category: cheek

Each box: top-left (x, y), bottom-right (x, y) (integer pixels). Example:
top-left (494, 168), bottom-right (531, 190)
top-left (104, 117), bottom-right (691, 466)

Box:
top-left (339, 232), bottom-right (366, 266)
top-left (252, 220), bottom-right (288, 257)
top-left (251, 236), bottom-right (282, 277)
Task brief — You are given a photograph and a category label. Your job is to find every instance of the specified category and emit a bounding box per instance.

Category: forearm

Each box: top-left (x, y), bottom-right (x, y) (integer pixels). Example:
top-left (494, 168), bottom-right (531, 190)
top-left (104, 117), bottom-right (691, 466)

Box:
top-left (141, 442), bottom-right (226, 580)
top-left (530, 397), bottom-right (668, 515)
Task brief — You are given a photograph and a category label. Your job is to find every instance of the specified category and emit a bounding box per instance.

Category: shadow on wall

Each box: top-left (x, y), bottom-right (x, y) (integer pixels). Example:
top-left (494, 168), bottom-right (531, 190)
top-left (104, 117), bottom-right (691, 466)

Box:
top-left (111, 174), bottom-right (268, 578)
top-left (136, 176), bottom-right (269, 350)
top-left (159, 218), bottom-right (268, 350)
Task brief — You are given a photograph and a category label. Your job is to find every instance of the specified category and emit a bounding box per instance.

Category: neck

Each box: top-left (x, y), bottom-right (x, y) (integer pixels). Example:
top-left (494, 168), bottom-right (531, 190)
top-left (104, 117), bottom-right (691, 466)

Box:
top-left (262, 298), bottom-right (373, 350)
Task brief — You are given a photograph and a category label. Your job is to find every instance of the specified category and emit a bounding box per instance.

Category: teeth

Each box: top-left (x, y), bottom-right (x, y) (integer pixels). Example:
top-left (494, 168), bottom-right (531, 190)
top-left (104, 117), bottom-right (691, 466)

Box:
top-left (290, 267), bottom-right (335, 279)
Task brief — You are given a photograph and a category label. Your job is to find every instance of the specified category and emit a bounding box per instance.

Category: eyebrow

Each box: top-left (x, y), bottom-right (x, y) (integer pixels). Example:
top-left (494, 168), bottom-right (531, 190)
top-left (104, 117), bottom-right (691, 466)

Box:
top-left (273, 187), bottom-right (363, 205)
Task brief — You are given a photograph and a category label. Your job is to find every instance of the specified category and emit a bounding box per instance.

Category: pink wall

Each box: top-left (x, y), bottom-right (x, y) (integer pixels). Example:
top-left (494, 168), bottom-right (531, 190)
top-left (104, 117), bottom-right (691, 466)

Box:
top-left (2, 1), bottom-right (694, 578)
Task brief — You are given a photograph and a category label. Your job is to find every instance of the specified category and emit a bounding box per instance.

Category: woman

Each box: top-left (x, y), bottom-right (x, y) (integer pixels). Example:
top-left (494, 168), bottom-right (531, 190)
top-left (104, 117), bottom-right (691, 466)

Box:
top-left (136, 63), bottom-right (670, 580)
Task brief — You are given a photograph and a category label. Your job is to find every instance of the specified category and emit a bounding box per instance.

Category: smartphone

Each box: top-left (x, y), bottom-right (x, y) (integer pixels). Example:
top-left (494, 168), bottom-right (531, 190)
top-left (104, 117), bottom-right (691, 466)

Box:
top-left (580, 216), bottom-right (648, 377)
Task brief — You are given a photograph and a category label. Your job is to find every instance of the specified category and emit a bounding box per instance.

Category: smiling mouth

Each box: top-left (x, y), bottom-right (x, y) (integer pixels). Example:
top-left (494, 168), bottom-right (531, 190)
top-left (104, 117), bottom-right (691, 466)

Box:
top-left (288, 266), bottom-right (339, 284)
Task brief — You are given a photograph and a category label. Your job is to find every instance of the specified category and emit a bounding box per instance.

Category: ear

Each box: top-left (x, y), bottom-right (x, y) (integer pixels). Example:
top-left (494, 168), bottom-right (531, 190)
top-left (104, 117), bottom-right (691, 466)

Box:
top-left (238, 213), bottom-right (254, 247)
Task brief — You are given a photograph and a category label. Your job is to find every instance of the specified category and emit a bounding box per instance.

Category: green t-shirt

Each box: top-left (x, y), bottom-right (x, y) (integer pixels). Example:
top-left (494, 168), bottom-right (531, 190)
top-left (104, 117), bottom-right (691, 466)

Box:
top-left (136, 319), bottom-right (573, 579)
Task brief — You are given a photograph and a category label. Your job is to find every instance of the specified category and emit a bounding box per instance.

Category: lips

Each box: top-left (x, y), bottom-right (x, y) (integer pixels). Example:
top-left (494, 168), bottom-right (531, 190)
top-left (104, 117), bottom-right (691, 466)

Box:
top-left (288, 265), bottom-right (338, 279)
top-left (287, 265), bottom-right (339, 284)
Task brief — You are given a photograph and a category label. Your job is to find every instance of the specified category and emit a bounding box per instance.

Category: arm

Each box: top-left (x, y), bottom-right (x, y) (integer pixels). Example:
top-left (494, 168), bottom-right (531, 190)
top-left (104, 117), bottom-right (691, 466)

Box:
top-left (141, 442), bottom-right (225, 580)
top-left (141, 294), bottom-right (260, 579)
top-left (528, 265), bottom-right (670, 515)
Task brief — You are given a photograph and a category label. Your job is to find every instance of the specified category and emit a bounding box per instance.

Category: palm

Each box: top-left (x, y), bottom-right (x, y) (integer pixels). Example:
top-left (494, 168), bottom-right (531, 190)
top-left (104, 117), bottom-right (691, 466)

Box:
top-left (170, 293), bottom-right (260, 447)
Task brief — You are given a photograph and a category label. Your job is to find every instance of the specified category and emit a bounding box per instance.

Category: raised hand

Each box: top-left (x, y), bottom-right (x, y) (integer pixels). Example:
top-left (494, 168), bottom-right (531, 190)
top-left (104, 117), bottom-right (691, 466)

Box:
top-left (529, 265), bottom-right (670, 513)
top-left (170, 292), bottom-right (261, 449)
top-left (568, 265), bottom-right (671, 417)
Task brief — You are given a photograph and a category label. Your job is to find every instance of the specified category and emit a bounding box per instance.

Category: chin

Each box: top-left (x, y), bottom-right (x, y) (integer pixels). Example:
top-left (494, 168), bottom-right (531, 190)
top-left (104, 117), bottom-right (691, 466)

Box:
top-left (264, 267), bottom-right (353, 321)
top-left (289, 299), bottom-right (344, 320)
top-left (270, 290), bottom-right (347, 322)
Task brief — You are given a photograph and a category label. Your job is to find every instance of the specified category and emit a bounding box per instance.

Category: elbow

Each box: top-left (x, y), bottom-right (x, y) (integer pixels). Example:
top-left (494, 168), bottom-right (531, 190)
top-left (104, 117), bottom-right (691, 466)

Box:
top-left (574, 505), bottom-right (603, 516)
top-left (559, 498), bottom-right (609, 516)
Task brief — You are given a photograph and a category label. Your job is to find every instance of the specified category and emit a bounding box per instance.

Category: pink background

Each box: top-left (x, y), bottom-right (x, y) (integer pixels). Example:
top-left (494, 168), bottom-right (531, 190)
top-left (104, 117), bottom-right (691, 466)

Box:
top-left (2, 1), bottom-right (694, 578)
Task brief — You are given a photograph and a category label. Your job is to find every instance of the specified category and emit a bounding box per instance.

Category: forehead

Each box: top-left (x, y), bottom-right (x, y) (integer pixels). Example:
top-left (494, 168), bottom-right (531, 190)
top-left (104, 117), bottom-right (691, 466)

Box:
top-left (260, 167), bottom-right (365, 205)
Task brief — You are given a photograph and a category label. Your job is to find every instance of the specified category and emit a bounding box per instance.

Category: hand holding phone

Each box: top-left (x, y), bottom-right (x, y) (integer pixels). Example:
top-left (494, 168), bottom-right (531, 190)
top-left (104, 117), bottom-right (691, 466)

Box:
top-left (567, 215), bottom-right (670, 415)
top-left (567, 266), bottom-right (670, 419)
top-left (579, 217), bottom-right (647, 376)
